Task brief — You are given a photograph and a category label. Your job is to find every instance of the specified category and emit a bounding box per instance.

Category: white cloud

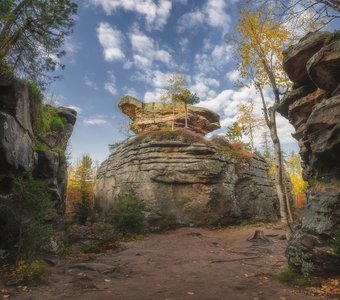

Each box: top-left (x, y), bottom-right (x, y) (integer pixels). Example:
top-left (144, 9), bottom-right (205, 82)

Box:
top-left (225, 69), bottom-right (240, 82)
top-left (177, 0), bottom-right (232, 32)
top-left (143, 88), bottom-right (164, 103)
top-left (84, 118), bottom-right (108, 125)
top-left (197, 84), bottom-right (298, 151)
top-left (205, 0), bottom-right (231, 28)
top-left (195, 43), bottom-right (233, 74)
top-left (89, 0), bottom-right (172, 29)
top-left (104, 72), bottom-right (117, 96)
top-left (66, 105), bottom-right (83, 114)
top-left (129, 29), bottom-right (173, 69)
top-left (189, 74), bottom-right (220, 100)
top-left (97, 22), bottom-right (125, 62)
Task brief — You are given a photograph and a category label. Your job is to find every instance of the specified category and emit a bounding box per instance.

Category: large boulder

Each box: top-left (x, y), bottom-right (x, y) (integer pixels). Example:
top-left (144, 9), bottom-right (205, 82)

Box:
top-left (119, 96), bottom-right (220, 135)
top-left (95, 132), bottom-right (278, 227)
top-left (279, 31), bottom-right (340, 275)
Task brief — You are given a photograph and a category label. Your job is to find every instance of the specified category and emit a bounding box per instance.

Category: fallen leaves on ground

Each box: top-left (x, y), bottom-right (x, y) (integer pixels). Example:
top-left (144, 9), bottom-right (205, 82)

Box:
top-left (306, 277), bottom-right (340, 298)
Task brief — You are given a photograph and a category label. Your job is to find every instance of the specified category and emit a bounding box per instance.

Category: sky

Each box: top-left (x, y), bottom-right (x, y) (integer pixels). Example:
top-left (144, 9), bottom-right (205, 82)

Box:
top-left (48, 0), bottom-right (339, 164)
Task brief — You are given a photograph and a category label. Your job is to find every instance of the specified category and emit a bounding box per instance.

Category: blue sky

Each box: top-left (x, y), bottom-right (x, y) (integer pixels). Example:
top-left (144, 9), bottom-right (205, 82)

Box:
top-left (49, 0), bottom-right (338, 164)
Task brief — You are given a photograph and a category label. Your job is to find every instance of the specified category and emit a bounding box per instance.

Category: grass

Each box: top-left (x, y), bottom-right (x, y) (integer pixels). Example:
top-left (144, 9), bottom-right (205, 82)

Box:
top-left (277, 266), bottom-right (311, 286)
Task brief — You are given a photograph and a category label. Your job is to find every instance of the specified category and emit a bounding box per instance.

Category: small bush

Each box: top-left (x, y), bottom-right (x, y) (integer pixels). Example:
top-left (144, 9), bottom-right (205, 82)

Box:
top-left (333, 232), bottom-right (340, 256)
top-left (73, 199), bottom-right (92, 225)
top-left (26, 81), bottom-right (43, 103)
top-left (0, 176), bottom-right (56, 262)
top-left (38, 105), bottom-right (66, 138)
top-left (112, 194), bottom-right (145, 235)
top-left (277, 266), bottom-right (311, 286)
top-left (15, 260), bottom-right (51, 286)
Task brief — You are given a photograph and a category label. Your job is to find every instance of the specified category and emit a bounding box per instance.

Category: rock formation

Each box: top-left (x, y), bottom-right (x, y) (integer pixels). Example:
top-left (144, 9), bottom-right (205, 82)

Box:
top-left (95, 97), bottom-right (279, 228)
top-left (278, 31), bottom-right (340, 275)
top-left (119, 96), bottom-right (220, 135)
top-left (0, 77), bottom-right (77, 213)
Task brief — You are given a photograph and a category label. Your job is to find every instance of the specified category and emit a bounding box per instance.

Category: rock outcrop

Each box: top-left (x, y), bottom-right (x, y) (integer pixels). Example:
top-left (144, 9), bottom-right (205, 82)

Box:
top-left (95, 134), bottom-right (278, 227)
top-left (119, 96), bottom-right (221, 135)
top-left (0, 77), bottom-right (77, 213)
top-left (95, 95), bottom-right (278, 228)
top-left (278, 31), bottom-right (340, 275)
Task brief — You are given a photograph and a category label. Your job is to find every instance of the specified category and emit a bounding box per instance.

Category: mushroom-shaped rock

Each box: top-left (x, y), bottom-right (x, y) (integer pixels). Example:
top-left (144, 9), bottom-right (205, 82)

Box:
top-left (118, 95), bottom-right (220, 135)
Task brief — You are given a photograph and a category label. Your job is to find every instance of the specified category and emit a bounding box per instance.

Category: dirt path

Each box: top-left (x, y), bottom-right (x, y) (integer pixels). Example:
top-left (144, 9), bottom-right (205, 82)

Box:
top-left (13, 226), bottom-right (322, 300)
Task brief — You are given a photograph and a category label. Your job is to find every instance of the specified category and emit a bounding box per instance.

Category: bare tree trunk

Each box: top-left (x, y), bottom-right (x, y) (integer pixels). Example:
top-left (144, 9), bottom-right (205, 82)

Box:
top-left (257, 84), bottom-right (290, 229)
top-left (249, 125), bottom-right (254, 150)
top-left (184, 103), bottom-right (188, 128)
top-left (172, 100), bottom-right (175, 131)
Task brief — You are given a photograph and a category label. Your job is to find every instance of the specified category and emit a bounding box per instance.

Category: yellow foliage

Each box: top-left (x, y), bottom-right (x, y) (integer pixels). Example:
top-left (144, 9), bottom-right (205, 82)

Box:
top-left (235, 4), bottom-right (292, 90)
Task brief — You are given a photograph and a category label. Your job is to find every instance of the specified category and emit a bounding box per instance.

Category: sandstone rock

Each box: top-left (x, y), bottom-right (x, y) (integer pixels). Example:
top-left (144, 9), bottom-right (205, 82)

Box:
top-left (95, 134), bottom-right (278, 227)
top-left (0, 78), bottom-right (33, 135)
top-left (307, 35), bottom-right (340, 92)
top-left (0, 112), bottom-right (33, 173)
top-left (0, 78), bottom-right (76, 214)
top-left (281, 31), bottom-right (340, 275)
top-left (119, 96), bottom-right (220, 135)
top-left (283, 31), bottom-right (331, 85)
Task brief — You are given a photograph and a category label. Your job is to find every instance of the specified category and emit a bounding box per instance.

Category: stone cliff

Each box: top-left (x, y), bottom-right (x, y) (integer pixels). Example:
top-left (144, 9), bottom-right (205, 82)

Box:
top-left (95, 97), bottom-right (279, 228)
top-left (0, 77), bottom-right (77, 213)
top-left (278, 31), bottom-right (340, 275)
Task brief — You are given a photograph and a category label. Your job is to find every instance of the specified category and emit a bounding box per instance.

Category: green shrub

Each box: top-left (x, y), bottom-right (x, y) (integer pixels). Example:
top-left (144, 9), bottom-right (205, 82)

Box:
top-left (73, 198), bottom-right (92, 225)
top-left (112, 194), bottom-right (145, 235)
top-left (333, 232), bottom-right (340, 256)
top-left (38, 105), bottom-right (66, 138)
top-left (0, 176), bottom-right (56, 262)
top-left (15, 260), bottom-right (51, 286)
top-left (26, 81), bottom-right (43, 103)
top-left (277, 266), bottom-right (311, 286)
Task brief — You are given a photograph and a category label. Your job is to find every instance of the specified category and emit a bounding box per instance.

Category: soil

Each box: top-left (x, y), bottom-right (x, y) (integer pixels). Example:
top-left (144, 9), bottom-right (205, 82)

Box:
top-left (9, 225), bottom-right (324, 300)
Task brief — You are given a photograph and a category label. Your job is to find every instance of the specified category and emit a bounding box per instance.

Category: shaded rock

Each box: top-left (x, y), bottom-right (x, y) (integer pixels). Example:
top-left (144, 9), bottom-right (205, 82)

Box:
top-left (34, 150), bottom-right (59, 179)
top-left (0, 78), bottom-right (33, 135)
top-left (283, 31), bottom-right (331, 85)
top-left (281, 30), bottom-right (340, 275)
top-left (0, 77), bottom-right (76, 214)
top-left (119, 96), bottom-right (220, 135)
top-left (94, 134), bottom-right (278, 226)
top-left (307, 35), bottom-right (340, 92)
top-left (0, 112), bottom-right (33, 173)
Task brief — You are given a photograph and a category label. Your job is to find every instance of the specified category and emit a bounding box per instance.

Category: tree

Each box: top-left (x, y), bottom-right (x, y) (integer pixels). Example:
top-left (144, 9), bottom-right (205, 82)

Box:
top-left (233, 3), bottom-right (295, 227)
top-left (225, 122), bottom-right (244, 142)
top-left (266, 0), bottom-right (339, 29)
top-left (161, 73), bottom-right (187, 130)
top-left (236, 101), bottom-right (263, 150)
top-left (175, 89), bottom-right (200, 128)
top-left (67, 155), bottom-right (94, 224)
top-left (286, 151), bottom-right (308, 208)
top-left (0, 0), bottom-right (77, 87)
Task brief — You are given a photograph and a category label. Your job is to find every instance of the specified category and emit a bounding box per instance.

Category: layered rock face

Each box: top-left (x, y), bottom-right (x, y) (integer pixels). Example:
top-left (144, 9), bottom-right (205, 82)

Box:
top-left (95, 136), bottom-right (278, 226)
top-left (278, 31), bottom-right (340, 275)
top-left (119, 96), bottom-right (220, 135)
top-left (0, 77), bottom-right (77, 212)
top-left (95, 96), bottom-right (279, 227)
